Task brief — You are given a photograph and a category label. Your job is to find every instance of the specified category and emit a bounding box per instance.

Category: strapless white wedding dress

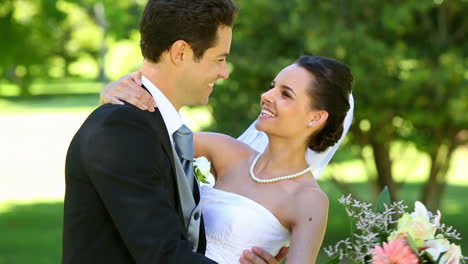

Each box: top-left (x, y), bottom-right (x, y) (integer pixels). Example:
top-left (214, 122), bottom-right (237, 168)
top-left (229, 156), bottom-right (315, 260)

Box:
top-left (200, 185), bottom-right (291, 264)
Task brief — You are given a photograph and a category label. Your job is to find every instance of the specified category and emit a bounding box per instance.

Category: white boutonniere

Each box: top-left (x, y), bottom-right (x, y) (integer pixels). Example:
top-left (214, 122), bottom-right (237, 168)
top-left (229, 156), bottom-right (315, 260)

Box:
top-left (193, 156), bottom-right (214, 185)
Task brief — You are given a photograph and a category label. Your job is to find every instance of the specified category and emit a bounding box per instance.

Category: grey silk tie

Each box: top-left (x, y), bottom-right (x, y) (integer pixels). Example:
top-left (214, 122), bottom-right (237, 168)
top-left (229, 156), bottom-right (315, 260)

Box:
top-left (173, 125), bottom-right (194, 186)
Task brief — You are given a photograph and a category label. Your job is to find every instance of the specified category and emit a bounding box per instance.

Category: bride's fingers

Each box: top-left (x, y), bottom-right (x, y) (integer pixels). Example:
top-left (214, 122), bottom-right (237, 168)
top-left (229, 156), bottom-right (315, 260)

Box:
top-left (100, 84), bottom-right (115, 105)
top-left (117, 91), bottom-right (149, 111)
top-left (252, 247), bottom-right (278, 264)
top-left (108, 97), bottom-right (124, 106)
top-left (239, 257), bottom-right (252, 264)
top-left (102, 86), bottom-right (148, 111)
top-left (239, 252), bottom-right (255, 264)
top-left (275, 247), bottom-right (289, 261)
top-left (128, 71), bottom-right (143, 86)
top-left (118, 76), bottom-right (156, 111)
top-left (241, 248), bottom-right (278, 264)
top-left (101, 76), bottom-right (156, 111)
top-left (129, 85), bottom-right (156, 112)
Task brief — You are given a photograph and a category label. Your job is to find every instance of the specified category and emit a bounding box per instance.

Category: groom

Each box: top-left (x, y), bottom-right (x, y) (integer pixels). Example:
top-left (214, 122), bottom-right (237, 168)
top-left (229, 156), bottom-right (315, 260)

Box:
top-left (63, 0), bottom-right (281, 263)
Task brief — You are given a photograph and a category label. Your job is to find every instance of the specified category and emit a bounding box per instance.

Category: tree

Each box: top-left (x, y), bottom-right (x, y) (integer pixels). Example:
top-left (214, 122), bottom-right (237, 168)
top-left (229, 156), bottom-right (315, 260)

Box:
top-left (0, 0), bottom-right (66, 96)
top-left (0, 0), bottom-right (144, 96)
top-left (73, 0), bottom-right (143, 82)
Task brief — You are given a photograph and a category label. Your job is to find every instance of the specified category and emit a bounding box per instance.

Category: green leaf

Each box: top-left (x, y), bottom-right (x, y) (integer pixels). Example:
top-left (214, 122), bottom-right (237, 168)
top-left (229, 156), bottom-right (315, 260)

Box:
top-left (420, 249), bottom-right (438, 263)
top-left (195, 168), bottom-right (209, 184)
top-left (375, 186), bottom-right (391, 213)
top-left (323, 255), bottom-right (340, 264)
top-left (406, 234), bottom-right (419, 254)
top-left (436, 251), bottom-right (448, 264)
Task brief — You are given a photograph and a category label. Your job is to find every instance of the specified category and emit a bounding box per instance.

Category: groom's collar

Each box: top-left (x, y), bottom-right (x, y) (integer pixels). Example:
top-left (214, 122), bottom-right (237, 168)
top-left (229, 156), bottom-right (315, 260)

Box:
top-left (142, 76), bottom-right (184, 145)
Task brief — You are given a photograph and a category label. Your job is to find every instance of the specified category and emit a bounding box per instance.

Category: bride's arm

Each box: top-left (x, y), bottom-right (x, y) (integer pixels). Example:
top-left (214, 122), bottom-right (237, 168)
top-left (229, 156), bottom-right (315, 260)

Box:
top-left (286, 188), bottom-right (329, 264)
top-left (194, 132), bottom-right (254, 179)
top-left (100, 72), bottom-right (156, 112)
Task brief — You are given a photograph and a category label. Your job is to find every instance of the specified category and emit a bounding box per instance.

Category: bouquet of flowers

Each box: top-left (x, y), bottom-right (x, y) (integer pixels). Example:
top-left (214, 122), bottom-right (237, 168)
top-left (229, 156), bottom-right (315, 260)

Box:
top-left (324, 188), bottom-right (465, 264)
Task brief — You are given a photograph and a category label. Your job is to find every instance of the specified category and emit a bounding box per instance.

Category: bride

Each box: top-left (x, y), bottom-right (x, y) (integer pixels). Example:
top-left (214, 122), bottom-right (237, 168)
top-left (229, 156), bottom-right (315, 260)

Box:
top-left (101, 55), bottom-right (354, 263)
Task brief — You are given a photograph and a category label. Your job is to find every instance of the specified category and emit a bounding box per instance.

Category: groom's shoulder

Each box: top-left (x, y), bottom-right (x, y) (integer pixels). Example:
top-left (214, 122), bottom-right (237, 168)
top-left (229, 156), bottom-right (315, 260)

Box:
top-left (93, 102), bottom-right (144, 115)
top-left (90, 103), bottom-right (156, 123)
top-left (77, 103), bottom-right (163, 135)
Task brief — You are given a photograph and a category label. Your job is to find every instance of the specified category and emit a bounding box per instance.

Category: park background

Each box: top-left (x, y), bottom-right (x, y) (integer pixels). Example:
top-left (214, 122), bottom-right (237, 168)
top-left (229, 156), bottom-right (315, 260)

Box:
top-left (0, 0), bottom-right (467, 263)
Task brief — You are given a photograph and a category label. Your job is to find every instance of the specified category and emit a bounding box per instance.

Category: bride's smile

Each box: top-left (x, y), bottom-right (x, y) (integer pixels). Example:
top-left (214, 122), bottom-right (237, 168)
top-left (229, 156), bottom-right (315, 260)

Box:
top-left (259, 107), bottom-right (276, 118)
top-left (256, 64), bottom-right (326, 145)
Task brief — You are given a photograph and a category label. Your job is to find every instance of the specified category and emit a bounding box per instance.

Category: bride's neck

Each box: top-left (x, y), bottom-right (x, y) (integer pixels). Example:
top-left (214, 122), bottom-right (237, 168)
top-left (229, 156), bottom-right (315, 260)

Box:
top-left (256, 138), bottom-right (309, 173)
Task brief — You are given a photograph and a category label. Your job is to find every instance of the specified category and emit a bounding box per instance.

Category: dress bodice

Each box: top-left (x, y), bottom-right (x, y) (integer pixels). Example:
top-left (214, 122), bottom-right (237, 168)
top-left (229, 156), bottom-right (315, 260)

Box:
top-left (200, 185), bottom-right (291, 264)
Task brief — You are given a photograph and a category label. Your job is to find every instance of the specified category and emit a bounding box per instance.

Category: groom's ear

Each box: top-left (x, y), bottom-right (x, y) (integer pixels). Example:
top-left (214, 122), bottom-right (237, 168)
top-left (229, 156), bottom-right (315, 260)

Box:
top-left (169, 40), bottom-right (192, 65)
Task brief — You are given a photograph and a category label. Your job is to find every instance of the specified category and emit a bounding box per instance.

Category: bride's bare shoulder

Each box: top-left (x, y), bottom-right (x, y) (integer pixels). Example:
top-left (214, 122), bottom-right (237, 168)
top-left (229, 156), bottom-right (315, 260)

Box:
top-left (194, 132), bottom-right (256, 170)
top-left (290, 182), bottom-right (329, 222)
top-left (195, 132), bottom-right (255, 154)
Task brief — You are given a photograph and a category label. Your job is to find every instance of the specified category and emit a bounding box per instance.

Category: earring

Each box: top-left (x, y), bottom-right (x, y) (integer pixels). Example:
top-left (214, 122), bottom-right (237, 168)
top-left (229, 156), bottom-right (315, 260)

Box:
top-left (307, 121), bottom-right (314, 127)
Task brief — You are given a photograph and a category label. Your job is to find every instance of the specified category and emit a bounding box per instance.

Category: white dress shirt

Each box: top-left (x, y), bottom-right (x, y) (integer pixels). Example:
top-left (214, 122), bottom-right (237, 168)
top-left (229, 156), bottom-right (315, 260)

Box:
top-left (142, 76), bottom-right (184, 145)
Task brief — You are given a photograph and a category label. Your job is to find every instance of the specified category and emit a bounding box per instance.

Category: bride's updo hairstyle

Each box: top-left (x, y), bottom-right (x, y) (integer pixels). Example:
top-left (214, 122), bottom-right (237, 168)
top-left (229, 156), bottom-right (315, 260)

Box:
top-left (296, 56), bottom-right (353, 153)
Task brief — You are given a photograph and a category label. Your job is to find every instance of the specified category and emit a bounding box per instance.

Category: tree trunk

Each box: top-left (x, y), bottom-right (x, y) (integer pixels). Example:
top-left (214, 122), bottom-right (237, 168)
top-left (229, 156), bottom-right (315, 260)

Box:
top-left (10, 66), bottom-right (32, 97)
top-left (63, 55), bottom-right (72, 77)
top-left (371, 137), bottom-right (397, 202)
top-left (420, 3), bottom-right (454, 212)
top-left (62, 29), bottom-right (73, 77)
top-left (422, 139), bottom-right (456, 211)
top-left (421, 144), bottom-right (441, 209)
top-left (19, 82), bottom-right (31, 96)
top-left (94, 2), bottom-right (108, 83)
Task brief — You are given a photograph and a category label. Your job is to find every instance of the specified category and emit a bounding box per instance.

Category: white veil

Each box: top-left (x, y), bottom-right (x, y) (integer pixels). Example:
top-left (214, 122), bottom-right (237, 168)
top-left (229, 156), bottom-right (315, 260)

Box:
top-left (237, 93), bottom-right (354, 179)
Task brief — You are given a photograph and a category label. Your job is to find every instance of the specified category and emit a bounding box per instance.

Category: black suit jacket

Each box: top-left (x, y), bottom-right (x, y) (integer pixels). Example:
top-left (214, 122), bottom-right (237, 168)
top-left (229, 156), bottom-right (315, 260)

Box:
top-left (62, 102), bottom-right (216, 264)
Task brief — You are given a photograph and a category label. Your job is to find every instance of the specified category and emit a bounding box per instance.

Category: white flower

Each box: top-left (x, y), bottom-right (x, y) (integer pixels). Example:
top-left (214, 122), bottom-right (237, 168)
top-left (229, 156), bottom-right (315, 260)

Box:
top-left (194, 156), bottom-right (211, 176)
top-left (434, 210), bottom-right (442, 227)
top-left (411, 201), bottom-right (430, 221)
top-left (439, 243), bottom-right (462, 264)
top-left (424, 238), bottom-right (450, 261)
top-left (193, 156), bottom-right (214, 185)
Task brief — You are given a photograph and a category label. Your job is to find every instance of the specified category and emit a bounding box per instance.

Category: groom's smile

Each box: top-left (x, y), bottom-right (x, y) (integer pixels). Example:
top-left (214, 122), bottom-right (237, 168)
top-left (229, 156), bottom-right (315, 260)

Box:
top-left (182, 26), bottom-right (232, 106)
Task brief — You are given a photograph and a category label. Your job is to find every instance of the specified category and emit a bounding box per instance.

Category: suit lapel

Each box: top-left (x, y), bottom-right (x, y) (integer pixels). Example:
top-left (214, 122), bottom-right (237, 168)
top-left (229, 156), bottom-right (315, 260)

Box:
top-left (140, 84), bottom-right (176, 173)
top-left (139, 95), bottom-right (188, 241)
top-left (150, 110), bottom-right (175, 167)
top-left (142, 85), bottom-right (206, 252)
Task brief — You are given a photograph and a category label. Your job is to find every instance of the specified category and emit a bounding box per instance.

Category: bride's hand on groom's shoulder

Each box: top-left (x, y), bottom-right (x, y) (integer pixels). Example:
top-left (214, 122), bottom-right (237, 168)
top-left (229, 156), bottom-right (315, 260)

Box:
top-left (100, 71), bottom-right (156, 112)
top-left (240, 246), bottom-right (288, 264)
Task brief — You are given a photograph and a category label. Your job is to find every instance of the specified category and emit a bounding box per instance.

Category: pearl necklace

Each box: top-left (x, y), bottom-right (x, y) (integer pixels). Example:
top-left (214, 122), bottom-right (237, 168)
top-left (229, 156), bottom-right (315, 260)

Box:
top-left (249, 153), bottom-right (312, 183)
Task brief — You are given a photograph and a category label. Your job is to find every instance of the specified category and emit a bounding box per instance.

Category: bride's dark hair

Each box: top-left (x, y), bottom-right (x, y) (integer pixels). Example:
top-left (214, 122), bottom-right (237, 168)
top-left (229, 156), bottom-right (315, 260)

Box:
top-left (295, 56), bottom-right (353, 153)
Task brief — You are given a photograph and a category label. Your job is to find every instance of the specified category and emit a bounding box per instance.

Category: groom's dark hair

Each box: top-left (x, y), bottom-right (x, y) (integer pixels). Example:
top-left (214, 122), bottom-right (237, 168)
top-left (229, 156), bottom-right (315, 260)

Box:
top-left (140, 0), bottom-right (238, 63)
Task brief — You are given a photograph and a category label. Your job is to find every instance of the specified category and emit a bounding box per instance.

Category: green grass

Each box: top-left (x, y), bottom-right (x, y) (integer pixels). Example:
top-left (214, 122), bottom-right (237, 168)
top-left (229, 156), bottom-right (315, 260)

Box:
top-left (0, 79), bottom-right (104, 97)
top-left (0, 79), bottom-right (102, 113)
top-left (0, 93), bottom-right (100, 113)
top-left (0, 78), bottom-right (127, 113)
top-left (0, 200), bottom-right (63, 264)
